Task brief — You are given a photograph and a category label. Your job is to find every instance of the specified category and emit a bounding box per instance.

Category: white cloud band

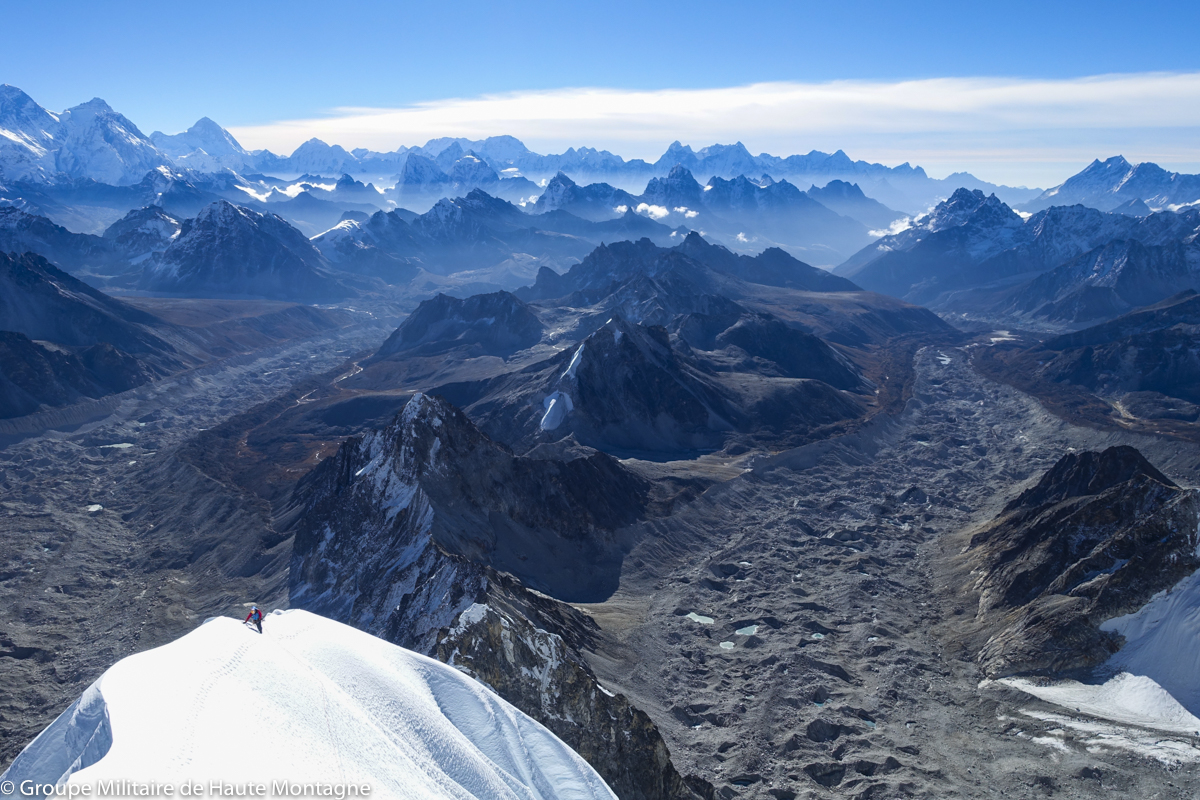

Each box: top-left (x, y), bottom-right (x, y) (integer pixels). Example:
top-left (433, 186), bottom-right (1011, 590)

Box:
top-left (227, 73), bottom-right (1200, 186)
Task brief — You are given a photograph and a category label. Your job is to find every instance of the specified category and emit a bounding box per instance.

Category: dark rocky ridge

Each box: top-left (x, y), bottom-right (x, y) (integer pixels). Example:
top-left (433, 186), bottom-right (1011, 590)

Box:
top-left (462, 316), bottom-right (864, 456)
top-left (288, 392), bottom-right (709, 798)
top-left (673, 309), bottom-right (866, 390)
top-left (139, 200), bottom-right (350, 301)
top-left (1006, 237), bottom-right (1200, 323)
top-left (0, 331), bottom-right (152, 419)
top-left (371, 290), bottom-right (543, 359)
top-left (0, 205), bottom-right (122, 272)
top-left (0, 252), bottom-right (181, 417)
top-left (435, 576), bottom-right (714, 800)
top-left (974, 291), bottom-right (1200, 436)
top-left (290, 392), bottom-right (654, 606)
top-left (0, 252), bottom-right (173, 356)
top-left (964, 446), bottom-right (1200, 676)
top-left (520, 235), bottom-right (858, 304)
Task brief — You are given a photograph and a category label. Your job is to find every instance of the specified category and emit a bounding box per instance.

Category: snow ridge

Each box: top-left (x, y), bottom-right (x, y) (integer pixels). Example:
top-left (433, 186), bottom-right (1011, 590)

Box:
top-left (1, 611), bottom-right (616, 800)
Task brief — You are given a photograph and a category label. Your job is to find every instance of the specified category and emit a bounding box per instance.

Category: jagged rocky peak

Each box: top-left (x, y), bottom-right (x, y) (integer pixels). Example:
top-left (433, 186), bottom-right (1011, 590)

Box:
top-left (292, 391), bottom-right (652, 610)
top-left (641, 164), bottom-right (704, 207)
top-left (102, 206), bottom-right (182, 258)
top-left (373, 290), bottom-right (544, 359)
top-left (545, 170), bottom-right (576, 190)
top-left (533, 317), bottom-right (678, 433)
top-left (675, 308), bottom-right (868, 390)
top-left (924, 187), bottom-right (1020, 232)
top-left (140, 200), bottom-right (346, 301)
top-left (287, 391), bottom-right (704, 799)
top-left (1002, 445), bottom-right (1175, 514)
top-left (965, 445), bottom-right (1200, 677)
top-left (512, 316), bottom-right (729, 453)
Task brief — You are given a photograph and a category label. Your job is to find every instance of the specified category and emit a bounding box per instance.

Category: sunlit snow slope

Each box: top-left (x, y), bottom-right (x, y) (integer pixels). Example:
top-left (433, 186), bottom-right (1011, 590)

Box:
top-left (2, 610), bottom-right (616, 800)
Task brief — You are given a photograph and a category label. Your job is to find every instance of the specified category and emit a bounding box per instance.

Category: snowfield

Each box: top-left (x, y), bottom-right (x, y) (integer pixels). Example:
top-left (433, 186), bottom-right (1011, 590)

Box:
top-left (2, 610), bottom-right (615, 800)
top-left (1100, 563), bottom-right (1200, 716)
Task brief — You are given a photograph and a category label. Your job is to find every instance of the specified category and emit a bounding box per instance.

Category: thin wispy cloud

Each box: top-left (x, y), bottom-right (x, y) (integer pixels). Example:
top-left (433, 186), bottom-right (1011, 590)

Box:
top-left (228, 73), bottom-right (1200, 186)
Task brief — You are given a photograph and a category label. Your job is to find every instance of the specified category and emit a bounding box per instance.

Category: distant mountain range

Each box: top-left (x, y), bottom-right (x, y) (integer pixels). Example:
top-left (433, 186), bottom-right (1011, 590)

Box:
top-left (0, 83), bottom-right (1039, 216)
top-left (533, 167), bottom-right (894, 266)
top-left (7, 81), bottom-right (1200, 329)
top-left (836, 188), bottom-right (1200, 324)
top-left (1023, 156), bottom-right (1200, 214)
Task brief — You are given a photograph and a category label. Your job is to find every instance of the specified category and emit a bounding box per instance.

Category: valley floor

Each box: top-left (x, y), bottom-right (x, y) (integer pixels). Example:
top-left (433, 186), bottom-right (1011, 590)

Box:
top-left (580, 345), bottom-right (1200, 799)
top-left (4, 330), bottom-right (1200, 799)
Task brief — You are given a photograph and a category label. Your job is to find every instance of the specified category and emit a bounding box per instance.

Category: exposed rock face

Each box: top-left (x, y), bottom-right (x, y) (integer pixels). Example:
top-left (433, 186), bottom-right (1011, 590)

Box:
top-left (0, 252), bottom-right (184, 418)
top-left (466, 316), bottom-right (863, 456)
top-left (289, 392), bottom-right (710, 799)
top-left (290, 393), bottom-right (651, 608)
top-left (0, 206), bottom-right (120, 272)
top-left (966, 446), bottom-right (1200, 676)
top-left (1007, 237), bottom-right (1200, 323)
top-left (102, 206), bottom-right (181, 261)
top-left (0, 331), bottom-right (151, 419)
top-left (140, 200), bottom-right (349, 301)
top-left (438, 594), bottom-right (713, 800)
top-left (372, 291), bottom-right (544, 359)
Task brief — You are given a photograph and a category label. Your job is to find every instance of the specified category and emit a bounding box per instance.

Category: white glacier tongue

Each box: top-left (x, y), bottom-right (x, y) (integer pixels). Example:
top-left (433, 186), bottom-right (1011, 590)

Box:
top-left (2, 610), bottom-right (615, 800)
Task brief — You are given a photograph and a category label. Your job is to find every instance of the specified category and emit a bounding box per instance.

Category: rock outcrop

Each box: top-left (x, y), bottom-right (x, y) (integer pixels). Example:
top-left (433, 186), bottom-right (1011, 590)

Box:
top-left (966, 446), bottom-right (1200, 676)
top-left (289, 392), bottom-right (710, 799)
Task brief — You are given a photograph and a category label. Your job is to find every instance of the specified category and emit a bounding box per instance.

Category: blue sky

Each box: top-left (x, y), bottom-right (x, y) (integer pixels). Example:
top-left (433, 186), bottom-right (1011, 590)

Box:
top-left (4, 0), bottom-right (1200, 185)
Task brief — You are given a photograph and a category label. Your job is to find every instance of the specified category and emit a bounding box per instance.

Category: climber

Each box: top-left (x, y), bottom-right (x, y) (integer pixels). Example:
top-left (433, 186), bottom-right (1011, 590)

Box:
top-left (245, 604), bottom-right (264, 633)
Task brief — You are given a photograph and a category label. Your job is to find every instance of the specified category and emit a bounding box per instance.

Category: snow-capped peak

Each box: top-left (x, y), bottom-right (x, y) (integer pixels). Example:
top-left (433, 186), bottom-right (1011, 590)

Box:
top-left (0, 610), bottom-right (615, 800)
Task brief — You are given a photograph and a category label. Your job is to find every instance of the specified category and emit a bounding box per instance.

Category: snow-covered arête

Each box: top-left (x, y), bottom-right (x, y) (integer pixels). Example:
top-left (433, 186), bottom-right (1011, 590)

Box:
top-left (1, 610), bottom-right (615, 800)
